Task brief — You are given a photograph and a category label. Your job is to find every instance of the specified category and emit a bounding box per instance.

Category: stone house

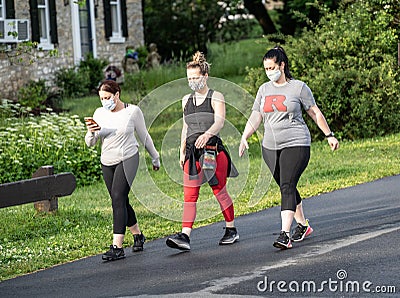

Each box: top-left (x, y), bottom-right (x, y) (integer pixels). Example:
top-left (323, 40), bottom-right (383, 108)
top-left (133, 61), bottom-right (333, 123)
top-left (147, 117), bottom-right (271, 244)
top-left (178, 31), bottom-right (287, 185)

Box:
top-left (0, 0), bottom-right (144, 100)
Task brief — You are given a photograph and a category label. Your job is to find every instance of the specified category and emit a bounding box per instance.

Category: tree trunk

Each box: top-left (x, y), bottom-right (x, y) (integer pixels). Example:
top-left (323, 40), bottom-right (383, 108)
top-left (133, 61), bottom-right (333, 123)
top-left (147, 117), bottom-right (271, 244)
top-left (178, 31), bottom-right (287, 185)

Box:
top-left (244, 0), bottom-right (277, 35)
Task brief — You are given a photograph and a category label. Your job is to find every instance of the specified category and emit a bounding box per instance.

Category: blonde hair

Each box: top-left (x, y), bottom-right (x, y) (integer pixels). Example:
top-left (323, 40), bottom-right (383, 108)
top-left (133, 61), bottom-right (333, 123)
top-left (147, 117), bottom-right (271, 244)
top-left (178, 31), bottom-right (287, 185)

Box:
top-left (186, 51), bottom-right (210, 75)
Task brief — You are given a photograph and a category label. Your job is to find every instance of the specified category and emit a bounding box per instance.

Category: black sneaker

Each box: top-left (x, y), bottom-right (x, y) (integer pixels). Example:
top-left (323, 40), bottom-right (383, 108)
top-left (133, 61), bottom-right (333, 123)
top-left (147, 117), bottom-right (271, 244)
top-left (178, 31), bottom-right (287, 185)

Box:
top-left (291, 219), bottom-right (313, 242)
top-left (166, 232), bottom-right (191, 251)
top-left (219, 227), bottom-right (239, 245)
top-left (132, 233), bottom-right (146, 252)
top-left (273, 231), bottom-right (292, 249)
top-left (102, 245), bottom-right (125, 261)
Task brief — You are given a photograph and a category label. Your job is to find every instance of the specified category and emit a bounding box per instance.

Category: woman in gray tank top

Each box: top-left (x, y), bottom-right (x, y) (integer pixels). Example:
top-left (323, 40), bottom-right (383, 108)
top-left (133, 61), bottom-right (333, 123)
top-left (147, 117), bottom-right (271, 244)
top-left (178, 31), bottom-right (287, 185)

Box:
top-left (239, 46), bottom-right (339, 250)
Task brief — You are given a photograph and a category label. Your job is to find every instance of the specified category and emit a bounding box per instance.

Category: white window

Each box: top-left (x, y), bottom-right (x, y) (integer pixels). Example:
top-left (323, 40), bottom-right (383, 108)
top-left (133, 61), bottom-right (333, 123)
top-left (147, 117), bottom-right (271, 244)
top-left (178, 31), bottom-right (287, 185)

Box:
top-left (37, 0), bottom-right (53, 49)
top-left (0, 0), bottom-right (4, 19)
top-left (109, 0), bottom-right (125, 43)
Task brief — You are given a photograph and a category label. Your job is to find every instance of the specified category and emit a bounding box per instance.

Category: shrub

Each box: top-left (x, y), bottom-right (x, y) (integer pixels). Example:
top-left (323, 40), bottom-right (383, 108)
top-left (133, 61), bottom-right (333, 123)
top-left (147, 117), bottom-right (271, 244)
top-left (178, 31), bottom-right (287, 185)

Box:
top-left (135, 45), bottom-right (149, 69)
top-left (243, 0), bottom-right (400, 140)
top-left (78, 53), bottom-right (108, 92)
top-left (17, 79), bottom-right (49, 114)
top-left (0, 101), bottom-right (101, 186)
top-left (54, 67), bottom-right (89, 98)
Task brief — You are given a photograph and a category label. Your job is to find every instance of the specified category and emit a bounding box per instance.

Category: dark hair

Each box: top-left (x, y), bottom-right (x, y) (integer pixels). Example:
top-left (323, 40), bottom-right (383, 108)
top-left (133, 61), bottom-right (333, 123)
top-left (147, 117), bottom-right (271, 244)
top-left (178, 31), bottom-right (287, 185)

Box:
top-left (263, 46), bottom-right (293, 80)
top-left (186, 51), bottom-right (210, 75)
top-left (98, 80), bottom-right (121, 95)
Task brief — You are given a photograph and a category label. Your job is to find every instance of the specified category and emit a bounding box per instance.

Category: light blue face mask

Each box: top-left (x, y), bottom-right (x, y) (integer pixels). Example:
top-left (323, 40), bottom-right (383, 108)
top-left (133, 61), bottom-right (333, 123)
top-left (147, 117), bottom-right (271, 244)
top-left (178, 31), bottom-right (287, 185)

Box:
top-left (266, 69), bottom-right (281, 82)
top-left (101, 96), bottom-right (116, 111)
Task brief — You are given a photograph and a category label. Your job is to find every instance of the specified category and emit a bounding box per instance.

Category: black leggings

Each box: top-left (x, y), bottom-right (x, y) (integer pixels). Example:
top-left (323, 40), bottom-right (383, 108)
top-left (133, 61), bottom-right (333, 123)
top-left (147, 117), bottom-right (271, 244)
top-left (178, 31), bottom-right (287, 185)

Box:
top-left (101, 153), bottom-right (139, 234)
top-left (262, 146), bottom-right (310, 211)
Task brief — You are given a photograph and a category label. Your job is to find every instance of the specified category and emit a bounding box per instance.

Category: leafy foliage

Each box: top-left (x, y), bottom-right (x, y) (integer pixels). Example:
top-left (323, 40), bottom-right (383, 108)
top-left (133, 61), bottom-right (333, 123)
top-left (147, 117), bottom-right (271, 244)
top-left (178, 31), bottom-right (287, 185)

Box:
top-left (54, 53), bottom-right (108, 99)
top-left (276, 0), bottom-right (340, 36)
top-left (143, 0), bottom-right (260, 61)
top-left (0, 41), bottom-right (58, 65)
top-left (17, 80), bottom-right (49, 113)
top-left (16, 79), bottom-right (63, 115)
top-left (0, 101), bottom-right (101, 186)
top-left (244, 0), bottom-right (400, 140)
top-left (54, 67), bottom-right (89, 98)
top-left (78, 53), bottom-right (109, 92)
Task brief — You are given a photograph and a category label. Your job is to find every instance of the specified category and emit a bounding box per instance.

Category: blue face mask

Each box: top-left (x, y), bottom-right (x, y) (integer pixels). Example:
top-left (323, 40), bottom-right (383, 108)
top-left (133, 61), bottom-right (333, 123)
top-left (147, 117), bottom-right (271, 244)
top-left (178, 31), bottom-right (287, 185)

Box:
top-left (101, 96), bottom-right (116, 111)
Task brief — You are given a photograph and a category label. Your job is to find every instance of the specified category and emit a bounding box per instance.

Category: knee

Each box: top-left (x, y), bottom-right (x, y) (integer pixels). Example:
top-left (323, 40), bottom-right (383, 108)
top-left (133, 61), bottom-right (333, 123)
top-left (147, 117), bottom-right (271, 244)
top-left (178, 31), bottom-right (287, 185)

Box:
top-left (280, 183), bottom-right (296, 211)
top-left (280, 183), bottom-right (296, 197)
top-left (111, 191), bottom-right (126, 208)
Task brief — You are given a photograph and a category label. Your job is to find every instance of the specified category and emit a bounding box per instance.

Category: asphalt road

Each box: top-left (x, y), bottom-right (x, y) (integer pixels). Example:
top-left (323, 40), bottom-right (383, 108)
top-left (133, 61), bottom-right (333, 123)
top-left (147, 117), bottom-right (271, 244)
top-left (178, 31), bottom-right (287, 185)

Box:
top-left (0, 175), bottom-right (399, 297)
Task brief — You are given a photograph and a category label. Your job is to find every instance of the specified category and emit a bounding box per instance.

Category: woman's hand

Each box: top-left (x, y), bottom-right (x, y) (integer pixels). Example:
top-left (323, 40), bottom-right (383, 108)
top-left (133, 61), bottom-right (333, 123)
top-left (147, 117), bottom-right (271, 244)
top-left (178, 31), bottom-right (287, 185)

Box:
top-left (179, 151), bottom-right (186, 169)
top-left (327, 137), bottom-right (339, 151)
top-left (84, 117), bottom-right (101, 132)
top-left (152, 157), bottom-right (160, 171)
top-left (239, 137), bottom-right (249, 157)
top-left (194, 133), bottom-right (211, 149)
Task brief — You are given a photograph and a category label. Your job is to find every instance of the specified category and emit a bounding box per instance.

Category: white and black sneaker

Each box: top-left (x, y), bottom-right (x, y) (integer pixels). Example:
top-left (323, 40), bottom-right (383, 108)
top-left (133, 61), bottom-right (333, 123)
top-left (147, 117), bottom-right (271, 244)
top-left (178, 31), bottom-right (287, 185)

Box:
top-left (166, 232), bottom-right (191, 251)
top-left (273, 231), bottom-right (292, 249)
top-left (219, 227), bottom-right (239, 245)
top-left (291, 219), bottom-right (313, 242)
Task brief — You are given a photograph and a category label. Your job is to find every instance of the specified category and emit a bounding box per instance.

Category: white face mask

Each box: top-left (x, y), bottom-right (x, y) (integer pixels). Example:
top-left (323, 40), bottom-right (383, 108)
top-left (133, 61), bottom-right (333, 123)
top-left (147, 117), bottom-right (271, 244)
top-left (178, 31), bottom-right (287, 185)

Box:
top-left (266, 69), bottom-right (282, 82)
top-left (188, 76), bottom-right (206, 91)
top-left (101, 96), bottom-right (116, 111)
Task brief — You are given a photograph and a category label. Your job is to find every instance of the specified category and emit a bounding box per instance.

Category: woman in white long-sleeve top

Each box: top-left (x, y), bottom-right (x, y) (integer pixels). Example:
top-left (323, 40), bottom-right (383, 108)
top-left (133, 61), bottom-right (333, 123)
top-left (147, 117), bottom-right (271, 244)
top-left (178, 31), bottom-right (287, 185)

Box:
top-left (85, 80), bottom-right (160, 261)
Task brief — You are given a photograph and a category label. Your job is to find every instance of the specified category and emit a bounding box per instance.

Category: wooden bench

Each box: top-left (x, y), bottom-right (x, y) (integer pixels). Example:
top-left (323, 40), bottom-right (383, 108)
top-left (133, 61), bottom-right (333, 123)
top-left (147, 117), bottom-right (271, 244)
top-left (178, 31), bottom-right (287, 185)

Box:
top-left (0, 165), bottom-right (76, 212)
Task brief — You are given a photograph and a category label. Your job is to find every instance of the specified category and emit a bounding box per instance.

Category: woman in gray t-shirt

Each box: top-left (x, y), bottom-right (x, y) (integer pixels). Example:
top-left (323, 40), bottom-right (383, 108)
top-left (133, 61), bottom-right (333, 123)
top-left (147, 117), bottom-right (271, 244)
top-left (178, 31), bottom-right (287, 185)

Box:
top-left (239, 46), bottom-right (339, 249)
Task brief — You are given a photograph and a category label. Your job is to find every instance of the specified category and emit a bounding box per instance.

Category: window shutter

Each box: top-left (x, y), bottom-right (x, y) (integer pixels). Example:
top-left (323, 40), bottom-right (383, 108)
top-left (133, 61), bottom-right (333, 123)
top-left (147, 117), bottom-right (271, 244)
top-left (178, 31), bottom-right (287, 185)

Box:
top-left (29, 0), bottom-right (40, 43)
top-left (48, 0), bottom-right (58, 44)
top-left (103, 0), bottom-right (112, 39)
top-left (120, 0), bottom-right (128, 37)
top-left (5, 0), bottom-right (15, 19)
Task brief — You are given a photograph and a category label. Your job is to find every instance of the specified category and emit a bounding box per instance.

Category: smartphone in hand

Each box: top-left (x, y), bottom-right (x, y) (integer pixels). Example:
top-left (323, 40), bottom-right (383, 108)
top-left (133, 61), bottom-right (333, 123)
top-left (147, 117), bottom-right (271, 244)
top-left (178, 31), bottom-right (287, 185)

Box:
top-left (84, 117), bottom-right (101, 131)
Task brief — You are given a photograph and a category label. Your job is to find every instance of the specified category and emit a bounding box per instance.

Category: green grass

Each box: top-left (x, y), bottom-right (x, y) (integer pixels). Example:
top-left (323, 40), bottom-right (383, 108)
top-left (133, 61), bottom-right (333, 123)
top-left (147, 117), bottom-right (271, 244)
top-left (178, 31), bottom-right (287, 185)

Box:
top-left (1, 38), bottom-right (400, 281)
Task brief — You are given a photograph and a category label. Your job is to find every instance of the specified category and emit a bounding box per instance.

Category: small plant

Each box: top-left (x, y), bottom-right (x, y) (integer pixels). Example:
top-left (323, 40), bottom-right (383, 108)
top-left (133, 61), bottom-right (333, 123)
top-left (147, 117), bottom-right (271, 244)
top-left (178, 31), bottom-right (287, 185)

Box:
top-left (17, 79), bottom-right (49, 114)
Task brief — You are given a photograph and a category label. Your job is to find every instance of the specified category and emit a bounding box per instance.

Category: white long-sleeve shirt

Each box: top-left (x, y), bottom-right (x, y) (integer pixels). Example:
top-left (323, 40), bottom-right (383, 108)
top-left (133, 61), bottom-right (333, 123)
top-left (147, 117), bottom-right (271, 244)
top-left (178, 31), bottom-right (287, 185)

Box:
top-left (85, 104), bottom-right (159, 166)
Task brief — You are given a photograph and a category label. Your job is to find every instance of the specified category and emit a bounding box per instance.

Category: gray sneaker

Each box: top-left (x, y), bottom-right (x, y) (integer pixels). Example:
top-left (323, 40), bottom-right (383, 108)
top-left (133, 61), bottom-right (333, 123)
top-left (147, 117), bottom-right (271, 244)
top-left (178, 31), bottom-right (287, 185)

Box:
top-left (219, 227), bottom-right (239, 245)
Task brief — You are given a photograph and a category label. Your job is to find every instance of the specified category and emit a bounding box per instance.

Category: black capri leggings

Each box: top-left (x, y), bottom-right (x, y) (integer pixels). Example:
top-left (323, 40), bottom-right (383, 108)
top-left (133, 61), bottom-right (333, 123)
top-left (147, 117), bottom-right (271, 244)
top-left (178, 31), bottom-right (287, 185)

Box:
top-left (101, 153), bottom-right (139, 234)
top-left (262, 146), bottom-right (310, 211)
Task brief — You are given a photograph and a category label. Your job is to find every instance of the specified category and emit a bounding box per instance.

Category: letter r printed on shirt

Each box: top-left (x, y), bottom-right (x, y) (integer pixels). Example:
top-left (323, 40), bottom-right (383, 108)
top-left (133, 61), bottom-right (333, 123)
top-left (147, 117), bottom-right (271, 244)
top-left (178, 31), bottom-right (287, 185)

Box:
top-left (263, 95), bottom-right (287, 112)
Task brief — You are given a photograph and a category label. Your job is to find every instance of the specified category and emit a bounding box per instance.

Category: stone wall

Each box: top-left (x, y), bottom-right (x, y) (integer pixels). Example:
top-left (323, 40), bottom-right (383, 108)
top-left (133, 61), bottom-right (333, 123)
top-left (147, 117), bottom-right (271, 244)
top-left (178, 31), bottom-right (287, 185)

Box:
top-left (0, 0), bottom-right (144, 100)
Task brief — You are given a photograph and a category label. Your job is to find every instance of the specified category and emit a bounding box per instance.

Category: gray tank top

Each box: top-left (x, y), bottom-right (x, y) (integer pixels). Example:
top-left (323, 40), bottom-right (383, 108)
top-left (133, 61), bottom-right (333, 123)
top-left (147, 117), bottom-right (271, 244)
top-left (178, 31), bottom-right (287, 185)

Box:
top-left (184, 89), bottom-right (219, 145)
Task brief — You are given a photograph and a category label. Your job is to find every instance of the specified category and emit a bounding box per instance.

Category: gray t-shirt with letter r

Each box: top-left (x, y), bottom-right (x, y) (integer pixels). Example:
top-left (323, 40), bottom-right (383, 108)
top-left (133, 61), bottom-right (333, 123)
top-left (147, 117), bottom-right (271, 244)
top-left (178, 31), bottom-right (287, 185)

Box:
top-left (252, 79), bottom-right (316, 150)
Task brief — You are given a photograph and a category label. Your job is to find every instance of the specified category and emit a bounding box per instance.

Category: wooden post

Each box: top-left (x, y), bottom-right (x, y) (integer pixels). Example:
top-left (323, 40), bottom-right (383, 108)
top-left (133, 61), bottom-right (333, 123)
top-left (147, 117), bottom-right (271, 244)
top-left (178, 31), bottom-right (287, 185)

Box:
top-left (33, 165), bottom-right (58, 212)
top-left (398, 42), bottom-right (400, 66)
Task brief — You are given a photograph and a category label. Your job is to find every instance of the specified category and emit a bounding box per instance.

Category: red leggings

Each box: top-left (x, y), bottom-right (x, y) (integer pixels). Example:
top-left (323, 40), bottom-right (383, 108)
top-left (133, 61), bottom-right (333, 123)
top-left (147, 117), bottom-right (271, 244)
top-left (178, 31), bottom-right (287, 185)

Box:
top-left (182, 151), bottom-right (235, 228)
